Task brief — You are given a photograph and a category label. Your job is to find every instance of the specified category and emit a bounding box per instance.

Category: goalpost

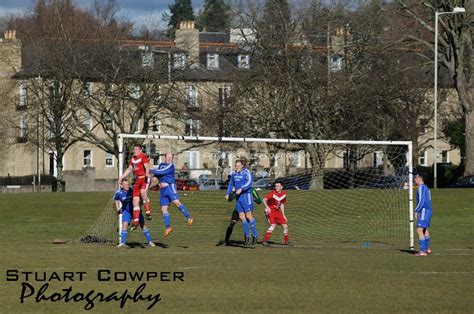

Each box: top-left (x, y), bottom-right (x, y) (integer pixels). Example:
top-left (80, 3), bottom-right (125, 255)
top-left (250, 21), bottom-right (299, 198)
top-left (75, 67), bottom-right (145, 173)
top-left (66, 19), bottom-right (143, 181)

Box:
top-left (115, 134), bottom-right (415, 249)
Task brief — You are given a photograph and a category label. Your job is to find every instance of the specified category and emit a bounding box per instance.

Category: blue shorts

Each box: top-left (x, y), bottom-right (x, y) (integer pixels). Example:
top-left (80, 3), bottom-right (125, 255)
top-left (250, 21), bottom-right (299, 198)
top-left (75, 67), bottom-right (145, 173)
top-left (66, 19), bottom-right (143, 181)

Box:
top-left (236, 192), bottom-right (253, 213)
top-left (160, 183), bottom-right (179, 206)
top-left (417, 208), bottom-right (432, 228)
top-left (122, 209), bottom-right (144, 224)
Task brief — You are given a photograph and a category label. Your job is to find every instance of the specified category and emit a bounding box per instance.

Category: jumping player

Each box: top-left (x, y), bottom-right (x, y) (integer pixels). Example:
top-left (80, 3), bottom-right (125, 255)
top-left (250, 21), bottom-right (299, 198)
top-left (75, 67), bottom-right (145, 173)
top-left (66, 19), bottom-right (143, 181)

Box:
top-left (117, 144), bottom-right (152, 225)
top-left (224, 188), bottom-right (262, 246)
top-left (114, 179), bottom-right (155, 248)
top-left (150, 152), bottom-right (193, 238)
top-left (414, 174), bottom-right (432, 256)
top-left (262, 181), bottom-right (289, 246)
top-left (225, 160), bottom-right (258, 246)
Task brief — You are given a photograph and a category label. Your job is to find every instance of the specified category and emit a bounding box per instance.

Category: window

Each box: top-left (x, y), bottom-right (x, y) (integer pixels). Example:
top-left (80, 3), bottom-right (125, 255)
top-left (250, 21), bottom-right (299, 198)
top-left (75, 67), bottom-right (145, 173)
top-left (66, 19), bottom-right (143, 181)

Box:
top-left (152, 148), bottom-right (161, 165)
top-left (289, 152), bottom-right (301, 167)
top-left (104, 114), bottom-right (113, 133)
top-left (219, 86), bottom-right (230, 107)
top-left (187, 85), bottom-right (198, 107)
top-left (237, 54), bottom-right (250, 69)
top-left (207, 53), bottom-right (219, 69)
top-left (442, 150), bottom-right (450, 163)
top-left (19, 82), bottom-right (27, 107)
top-left (19, 113), bottom-right (28, 138)
top-left (83, 150), bottom-right (92, 167)
top-left (185, 119), bottom-right (199, 136)
top-left (129, 84), bottom-right (140, 100)
top-left (142, 51), bottom-right (154, 67)
top-left (184, 151), bottom-right (200, 169)
top-left (105, 152), bottom-right (114, 167)
top-left (152, 113), bottom-right (161, 133)
top-left (82, 82), bottom-right (93, 97)
top-left (132, 119), bottom-right (141, 134)
top-left (173, 53), bottom-right (187, 69)
top-left (419, 150), bottom-right (427, 166)
top-left (331, 55), bottom-right (343, 72)
top-left (83, 112), bottom-right (92, 131)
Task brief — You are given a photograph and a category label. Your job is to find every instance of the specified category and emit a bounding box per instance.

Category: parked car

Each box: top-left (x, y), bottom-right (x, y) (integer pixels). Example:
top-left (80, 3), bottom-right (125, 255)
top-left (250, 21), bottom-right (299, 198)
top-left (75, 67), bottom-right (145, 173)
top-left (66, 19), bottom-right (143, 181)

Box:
top-left (253, 178), bottom-right (274, 190)
top-left (448, 175), bottom-right (474, 188)
top-left (176, 179), bottom-right (200, 191)
top-left (278, 174), bottom-right (312, 190)
top-left (200, 179), bottom-right (223, 190)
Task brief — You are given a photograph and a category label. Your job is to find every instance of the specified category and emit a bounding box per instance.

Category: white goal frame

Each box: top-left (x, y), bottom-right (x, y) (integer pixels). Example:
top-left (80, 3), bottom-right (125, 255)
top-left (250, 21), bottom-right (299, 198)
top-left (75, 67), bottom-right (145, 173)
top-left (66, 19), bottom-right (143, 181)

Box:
top-left (117, 133), bottom-right (415, 249)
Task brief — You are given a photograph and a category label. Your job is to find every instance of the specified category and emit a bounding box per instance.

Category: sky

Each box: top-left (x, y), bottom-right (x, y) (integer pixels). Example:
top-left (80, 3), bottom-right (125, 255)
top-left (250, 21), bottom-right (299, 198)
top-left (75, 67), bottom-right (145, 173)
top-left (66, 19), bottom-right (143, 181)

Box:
top-left (0, 0), bottom-right (205, 30)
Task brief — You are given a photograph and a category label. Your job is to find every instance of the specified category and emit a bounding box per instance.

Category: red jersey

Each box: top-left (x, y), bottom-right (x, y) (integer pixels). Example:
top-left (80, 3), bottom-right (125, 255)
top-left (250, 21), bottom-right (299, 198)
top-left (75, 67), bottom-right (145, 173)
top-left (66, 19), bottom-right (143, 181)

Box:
top-left (129, 153), bottom-right (149, 177)
top-left (265, 190), bottom-right (286, 212)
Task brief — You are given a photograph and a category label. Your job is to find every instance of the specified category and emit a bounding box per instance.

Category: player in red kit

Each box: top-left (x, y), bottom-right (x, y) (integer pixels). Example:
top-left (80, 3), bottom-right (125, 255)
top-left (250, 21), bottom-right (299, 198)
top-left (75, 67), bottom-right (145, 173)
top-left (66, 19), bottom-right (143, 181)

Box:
top-left (118, 144), bottom-right (152, 225)
top-left (262, 181), bottom-right (289, 246)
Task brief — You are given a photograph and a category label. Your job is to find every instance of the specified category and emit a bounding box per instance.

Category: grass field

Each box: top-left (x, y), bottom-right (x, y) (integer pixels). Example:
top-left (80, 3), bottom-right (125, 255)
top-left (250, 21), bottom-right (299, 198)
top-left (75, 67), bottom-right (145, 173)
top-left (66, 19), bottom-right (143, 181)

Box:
top-left (0, 189), bottom-right (473, 313)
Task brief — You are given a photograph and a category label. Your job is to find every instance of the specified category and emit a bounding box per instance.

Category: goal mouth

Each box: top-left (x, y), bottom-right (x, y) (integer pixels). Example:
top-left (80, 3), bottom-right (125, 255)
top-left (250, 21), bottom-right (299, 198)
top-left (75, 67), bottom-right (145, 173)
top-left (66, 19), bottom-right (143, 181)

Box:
top-left (78, 134), bottom-right (415, 249)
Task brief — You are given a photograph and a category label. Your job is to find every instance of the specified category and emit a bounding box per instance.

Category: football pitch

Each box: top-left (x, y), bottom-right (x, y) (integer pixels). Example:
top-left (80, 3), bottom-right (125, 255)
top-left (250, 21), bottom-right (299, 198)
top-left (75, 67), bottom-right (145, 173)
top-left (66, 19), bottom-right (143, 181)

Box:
top-left (0, 189), bottom-right (473, 313)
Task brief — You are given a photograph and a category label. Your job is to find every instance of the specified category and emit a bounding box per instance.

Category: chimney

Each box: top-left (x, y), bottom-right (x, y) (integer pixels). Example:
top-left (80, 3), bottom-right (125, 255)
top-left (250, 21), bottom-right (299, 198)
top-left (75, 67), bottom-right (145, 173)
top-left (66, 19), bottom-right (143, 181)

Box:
top-left (4, 30), bottom-right (17, 40)
top-left (175, 21), bottom-right (199, 66)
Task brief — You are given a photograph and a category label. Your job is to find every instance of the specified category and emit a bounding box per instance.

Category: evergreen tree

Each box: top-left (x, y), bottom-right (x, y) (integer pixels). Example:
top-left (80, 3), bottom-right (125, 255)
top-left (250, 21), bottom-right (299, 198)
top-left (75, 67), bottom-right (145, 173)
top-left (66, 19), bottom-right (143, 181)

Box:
top-left (162, 0), bottom-right (195, 37)
top-left (197, 0), bottom-right (231, 32)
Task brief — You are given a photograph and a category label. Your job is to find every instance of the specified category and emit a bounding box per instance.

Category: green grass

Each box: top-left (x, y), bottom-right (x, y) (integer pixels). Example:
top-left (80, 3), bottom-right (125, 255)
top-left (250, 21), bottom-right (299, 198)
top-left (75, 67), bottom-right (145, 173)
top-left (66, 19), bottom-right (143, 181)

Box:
top-left (0, 189), bottom-right (473, 313)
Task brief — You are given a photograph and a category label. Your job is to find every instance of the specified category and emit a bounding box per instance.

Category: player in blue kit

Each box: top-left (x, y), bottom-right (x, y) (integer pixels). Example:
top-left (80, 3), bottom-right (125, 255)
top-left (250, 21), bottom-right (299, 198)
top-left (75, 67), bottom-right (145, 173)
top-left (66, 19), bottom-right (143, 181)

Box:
top-left (114, 179), bottom-right (155, 248)
top-left (225, 159), bottom-right (258, 247)
top-left (414, 174), bottom-right (432, 256)
top-left (150, 152), bottom-right (193, 238)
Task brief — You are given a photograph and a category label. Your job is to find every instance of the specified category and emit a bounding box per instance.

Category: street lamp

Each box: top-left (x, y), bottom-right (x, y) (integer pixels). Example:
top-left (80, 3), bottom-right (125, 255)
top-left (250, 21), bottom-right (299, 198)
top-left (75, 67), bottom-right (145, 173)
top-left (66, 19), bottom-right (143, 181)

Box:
top-left (433, 6), bottom-right (465, 189)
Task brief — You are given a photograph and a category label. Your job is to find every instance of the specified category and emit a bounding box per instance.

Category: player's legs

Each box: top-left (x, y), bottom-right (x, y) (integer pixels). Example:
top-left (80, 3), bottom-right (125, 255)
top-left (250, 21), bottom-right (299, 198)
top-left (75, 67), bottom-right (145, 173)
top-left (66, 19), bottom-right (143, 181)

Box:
top-left (118, 211), bottom-right (131, 248)
top-left (141, 187), bottom-right (152, 219)
top-left (424, 229), bottom-right (431, 253)
top-left (237, 209), bottom-right (251, 242)
top-left (282, 223), bottom-right (289, 244)
top-left (172, 199), bottom-right (193, 225)
top-left (245, 210), bottom-right (258, 240)
top-left (160, 187), bottom-right (174, 237)
top-left (132, 181), bottom-right (143, 226)
top-left (416, 227), bottom-right (427, 255)
top-left (262, 223), bottom-right (276, 245)
top-left (139, 216), bottom-right (154, 247)
top-left (225, 209), bottom-right (239, 245)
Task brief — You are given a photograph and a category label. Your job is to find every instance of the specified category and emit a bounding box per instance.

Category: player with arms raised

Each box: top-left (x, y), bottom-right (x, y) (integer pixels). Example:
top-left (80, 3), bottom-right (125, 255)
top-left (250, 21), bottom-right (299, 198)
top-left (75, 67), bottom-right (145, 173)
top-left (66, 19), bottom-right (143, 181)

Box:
top-left (262, 181), bottom-right (289, 246)
top-left (225, 159), bottom-right (258, 246)
top-left (150, 152), bottom-right (193, 237)
top-left (117, 144), bottom-right (152, 225)
top-left (114, 179), bottom-right (155, 248)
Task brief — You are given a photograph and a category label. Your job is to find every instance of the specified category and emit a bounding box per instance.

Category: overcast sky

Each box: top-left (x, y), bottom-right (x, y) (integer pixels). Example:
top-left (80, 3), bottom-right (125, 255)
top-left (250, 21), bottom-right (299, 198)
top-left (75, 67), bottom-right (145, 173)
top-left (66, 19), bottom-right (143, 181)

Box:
top-left (0, 0), bottom-right (205, 29)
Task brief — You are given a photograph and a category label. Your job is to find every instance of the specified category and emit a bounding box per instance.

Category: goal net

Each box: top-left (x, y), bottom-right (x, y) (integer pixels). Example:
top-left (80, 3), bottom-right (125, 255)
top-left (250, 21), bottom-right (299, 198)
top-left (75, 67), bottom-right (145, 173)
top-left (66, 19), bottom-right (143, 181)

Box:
top-left (82, 134), bottom-right (415, 249)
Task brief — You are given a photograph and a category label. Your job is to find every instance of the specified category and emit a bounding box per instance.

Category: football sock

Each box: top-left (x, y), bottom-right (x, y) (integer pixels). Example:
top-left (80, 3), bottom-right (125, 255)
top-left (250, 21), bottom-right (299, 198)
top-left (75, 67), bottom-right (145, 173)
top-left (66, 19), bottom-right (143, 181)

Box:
top-left (425, 236), bottom-right (430, 249)
top-left (419, 239), bottom-right (426, 252)
top-left (241, 220), bottom-right (250, 238)
top-left (132, 207), bottom-right (140, 225)
top-left (143, 227), bottom-right (152, 242)
top-left (284, 233), bottom-right (289, 244)
top-left (162, 212), bottom-right (171, 228)
top-left (178, 204), bottom-right (191, 219)
top-left (121, 230), bottom-right (128, 244)
top-left (225, 222), bottom-right (235, 243)
top-left (144, 201), bottom-right (151, 214)
top-left (263, 231), bottom-right (272, 242)
top-left (249, 218), bottom-right (258, 237)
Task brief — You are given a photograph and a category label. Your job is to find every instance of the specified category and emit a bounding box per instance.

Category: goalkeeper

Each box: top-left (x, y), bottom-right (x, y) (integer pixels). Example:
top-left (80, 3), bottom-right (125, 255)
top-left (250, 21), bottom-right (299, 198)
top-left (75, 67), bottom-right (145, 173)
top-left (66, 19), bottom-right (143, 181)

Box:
top-left (224, 188), bottom-right (262, 246)
top-left (114, 179), bottom-right (155, 248)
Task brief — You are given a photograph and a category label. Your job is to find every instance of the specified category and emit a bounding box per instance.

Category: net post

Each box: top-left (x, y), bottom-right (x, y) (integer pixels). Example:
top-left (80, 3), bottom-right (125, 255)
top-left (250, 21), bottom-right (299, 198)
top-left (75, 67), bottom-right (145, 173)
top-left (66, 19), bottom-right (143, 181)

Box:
top-left (407, 141), bottom-right (415, 250)
top-left (117, 134), bottom-right (124, 243)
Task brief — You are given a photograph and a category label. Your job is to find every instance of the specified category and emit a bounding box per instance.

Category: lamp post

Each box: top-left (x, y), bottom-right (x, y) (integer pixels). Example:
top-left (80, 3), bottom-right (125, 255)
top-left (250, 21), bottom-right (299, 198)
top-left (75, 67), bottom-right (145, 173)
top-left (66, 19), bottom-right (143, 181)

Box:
top-left (433, 6), bottom-right (465, 189)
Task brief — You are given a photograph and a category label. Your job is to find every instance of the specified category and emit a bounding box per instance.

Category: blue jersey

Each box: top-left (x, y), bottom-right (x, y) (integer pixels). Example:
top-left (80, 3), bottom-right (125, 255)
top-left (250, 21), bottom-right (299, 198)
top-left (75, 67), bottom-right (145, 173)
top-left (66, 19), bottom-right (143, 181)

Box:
top-left (226, 168), bottom-right (253, 196)
top-left (150, 162), bottom-right (175, 184)
top-left (415, 184), bottom-right (432, 213)
top-left (114, 188), bottom-right (133, 213)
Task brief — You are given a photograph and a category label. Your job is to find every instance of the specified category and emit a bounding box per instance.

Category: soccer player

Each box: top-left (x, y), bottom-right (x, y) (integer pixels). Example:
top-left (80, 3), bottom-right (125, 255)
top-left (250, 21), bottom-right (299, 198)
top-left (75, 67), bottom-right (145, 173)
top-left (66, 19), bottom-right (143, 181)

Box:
top-left (262, 181), bottom-right (289, 246)
top-left (225, 160), bottom-right (258, 246)
top-left (150, 152), bottom-right (193, 237)
top-left (114, 179), bottom-right (155, 248)
top-left (224, 188), bottom-right (262, 246)
top-left (117, 144), bottom-right (152, 225)
top-left (414, 174), bottom-right (432, 256)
